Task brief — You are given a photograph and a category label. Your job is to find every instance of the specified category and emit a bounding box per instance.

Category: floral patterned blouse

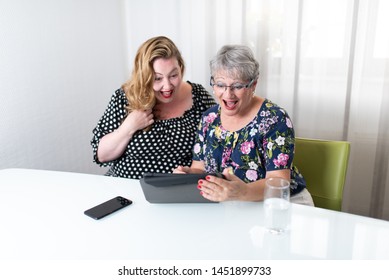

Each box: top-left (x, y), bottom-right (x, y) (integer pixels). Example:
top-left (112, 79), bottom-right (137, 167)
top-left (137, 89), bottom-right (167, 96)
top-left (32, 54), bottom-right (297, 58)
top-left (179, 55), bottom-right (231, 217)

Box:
top-left (192, 99), bottom-right (306, 195)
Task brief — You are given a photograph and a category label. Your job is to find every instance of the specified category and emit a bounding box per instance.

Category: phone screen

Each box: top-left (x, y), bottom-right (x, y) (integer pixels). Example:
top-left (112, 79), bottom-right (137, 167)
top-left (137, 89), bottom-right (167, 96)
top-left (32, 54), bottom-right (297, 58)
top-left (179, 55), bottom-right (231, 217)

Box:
top-left (84, 196), bottom-right (132, 220)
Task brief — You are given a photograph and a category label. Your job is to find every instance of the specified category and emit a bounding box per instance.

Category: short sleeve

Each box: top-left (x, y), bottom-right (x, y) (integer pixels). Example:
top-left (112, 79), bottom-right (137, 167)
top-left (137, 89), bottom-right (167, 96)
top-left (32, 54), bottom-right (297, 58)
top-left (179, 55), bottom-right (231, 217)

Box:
top-left (262, 106), bottom-right (295, 171)
top-left (192, 116), bottom-right (206, 162)
top-left (192, 106), bottom-right (218, 162)
top-left (90, 89), bottom-right (128, 166)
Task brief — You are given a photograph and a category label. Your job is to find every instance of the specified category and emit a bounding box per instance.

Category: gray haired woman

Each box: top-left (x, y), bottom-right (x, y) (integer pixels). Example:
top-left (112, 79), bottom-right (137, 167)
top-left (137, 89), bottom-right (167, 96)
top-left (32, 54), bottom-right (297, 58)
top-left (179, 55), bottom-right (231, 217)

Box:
top-left (175, 44), bottom-right (314, 205)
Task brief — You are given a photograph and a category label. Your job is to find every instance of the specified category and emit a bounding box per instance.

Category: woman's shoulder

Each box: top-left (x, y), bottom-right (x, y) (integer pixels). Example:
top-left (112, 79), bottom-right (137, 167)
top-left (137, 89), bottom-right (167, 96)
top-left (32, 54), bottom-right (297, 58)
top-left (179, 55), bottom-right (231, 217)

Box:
top-left (187, 81), bottom-right (217, 108)
top-left (258, 99), bottom-right (294, 133)
top-left (204, 104), bottom-right (219, 113)
top-left (259, 99), bottom-right (289, 117)
top-left (113, 88), bottom-right (126, 99)
top-left (187, 81), bottom-right (211, 98)
top-left (187, 81), bottom-right (216, 112)
top-left (109, 88), bottom-right (128, 106)
top-left (200, 105), bottom-right (220, 124)
top-left (187, 81), bottom-right (206, 93)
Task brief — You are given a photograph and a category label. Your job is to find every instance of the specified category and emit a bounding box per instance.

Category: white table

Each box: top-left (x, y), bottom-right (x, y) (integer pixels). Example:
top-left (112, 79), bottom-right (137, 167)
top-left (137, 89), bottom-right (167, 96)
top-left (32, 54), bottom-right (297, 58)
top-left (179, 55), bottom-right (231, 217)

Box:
top-left (1, 168), bottom-right (389, 260)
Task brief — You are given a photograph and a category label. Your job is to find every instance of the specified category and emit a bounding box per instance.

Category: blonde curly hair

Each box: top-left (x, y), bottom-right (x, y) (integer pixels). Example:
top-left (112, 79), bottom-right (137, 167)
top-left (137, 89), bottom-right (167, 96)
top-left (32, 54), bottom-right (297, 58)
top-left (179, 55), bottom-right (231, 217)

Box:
top-left (122, 36), bottom-right (185, 113)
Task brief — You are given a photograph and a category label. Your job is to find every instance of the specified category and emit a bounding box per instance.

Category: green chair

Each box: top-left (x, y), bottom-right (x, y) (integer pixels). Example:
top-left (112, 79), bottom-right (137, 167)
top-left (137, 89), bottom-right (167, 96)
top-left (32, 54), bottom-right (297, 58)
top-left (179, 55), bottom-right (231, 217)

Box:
top-left (293, 137), bottom-right (350, 211)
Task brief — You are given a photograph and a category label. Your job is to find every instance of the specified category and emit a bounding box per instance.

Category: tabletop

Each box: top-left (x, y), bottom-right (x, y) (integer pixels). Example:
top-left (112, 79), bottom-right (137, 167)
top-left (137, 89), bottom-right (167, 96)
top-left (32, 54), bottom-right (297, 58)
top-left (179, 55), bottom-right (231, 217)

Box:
top-left (1, 168), bottom-right (389, 260)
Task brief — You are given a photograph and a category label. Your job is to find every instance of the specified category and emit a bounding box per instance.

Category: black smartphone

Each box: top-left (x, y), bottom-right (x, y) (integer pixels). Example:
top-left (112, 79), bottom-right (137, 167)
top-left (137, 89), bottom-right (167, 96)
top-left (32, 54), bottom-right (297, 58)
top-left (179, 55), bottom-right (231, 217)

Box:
top-left (84, 196), bottom-right (132, 220)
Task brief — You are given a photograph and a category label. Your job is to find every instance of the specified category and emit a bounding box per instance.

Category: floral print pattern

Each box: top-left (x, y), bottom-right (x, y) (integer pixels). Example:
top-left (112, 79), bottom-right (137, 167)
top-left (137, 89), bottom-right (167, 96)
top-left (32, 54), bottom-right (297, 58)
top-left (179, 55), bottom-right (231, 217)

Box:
top-left (192, 99), bottom-right (306, 195)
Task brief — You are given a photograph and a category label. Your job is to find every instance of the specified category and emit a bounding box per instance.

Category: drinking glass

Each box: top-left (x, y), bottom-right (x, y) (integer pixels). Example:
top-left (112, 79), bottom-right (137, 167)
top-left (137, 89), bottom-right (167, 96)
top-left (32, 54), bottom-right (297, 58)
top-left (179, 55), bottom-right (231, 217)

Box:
top-left (263, 177), bottom-right (291, 234)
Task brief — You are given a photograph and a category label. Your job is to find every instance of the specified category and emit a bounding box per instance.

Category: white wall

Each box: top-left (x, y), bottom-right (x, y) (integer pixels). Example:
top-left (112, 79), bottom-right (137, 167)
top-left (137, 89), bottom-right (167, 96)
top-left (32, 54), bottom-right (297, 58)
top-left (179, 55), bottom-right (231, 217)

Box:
top-left (0, 0), bottom-right (238, 176)
top-left (123, 0), bottom-right (214, 90)
top-left (0, 0), bottom-right (127, 174)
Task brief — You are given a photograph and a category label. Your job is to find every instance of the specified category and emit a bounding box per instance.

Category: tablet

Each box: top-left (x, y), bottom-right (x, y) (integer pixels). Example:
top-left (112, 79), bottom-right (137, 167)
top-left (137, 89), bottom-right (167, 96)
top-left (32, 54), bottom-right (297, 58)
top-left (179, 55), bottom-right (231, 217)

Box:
top-left (139, 173), bottom-right (224, 203)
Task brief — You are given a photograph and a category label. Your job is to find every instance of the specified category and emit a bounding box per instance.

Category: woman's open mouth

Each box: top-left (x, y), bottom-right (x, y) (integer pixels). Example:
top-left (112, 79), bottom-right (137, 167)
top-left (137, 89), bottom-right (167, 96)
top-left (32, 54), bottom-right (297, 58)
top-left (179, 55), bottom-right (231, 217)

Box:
top-left (223, 99), bottom-right (238, 110)
top-left (160, 90), bottom-right (173, 99)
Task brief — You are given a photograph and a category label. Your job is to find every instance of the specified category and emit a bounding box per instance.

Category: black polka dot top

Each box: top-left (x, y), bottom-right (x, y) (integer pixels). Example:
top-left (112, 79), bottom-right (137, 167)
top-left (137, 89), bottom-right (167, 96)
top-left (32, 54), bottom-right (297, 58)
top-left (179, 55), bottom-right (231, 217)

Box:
top-left (91, 81), bottom-right (216, 179)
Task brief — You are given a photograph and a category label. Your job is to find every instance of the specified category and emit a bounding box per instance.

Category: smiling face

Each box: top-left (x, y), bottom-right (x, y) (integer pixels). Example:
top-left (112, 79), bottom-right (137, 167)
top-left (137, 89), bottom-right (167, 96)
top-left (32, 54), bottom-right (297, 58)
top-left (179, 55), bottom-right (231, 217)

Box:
top-left (212, 72), bottom-right (256, 117)
top-left (152, 57), bottom-right (182, 104)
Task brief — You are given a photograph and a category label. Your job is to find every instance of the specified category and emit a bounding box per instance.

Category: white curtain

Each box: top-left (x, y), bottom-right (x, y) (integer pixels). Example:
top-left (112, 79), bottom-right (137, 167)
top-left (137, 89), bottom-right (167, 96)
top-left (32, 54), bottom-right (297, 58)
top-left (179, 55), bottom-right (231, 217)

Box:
top-left (124, 0), bottom-right (389, 219)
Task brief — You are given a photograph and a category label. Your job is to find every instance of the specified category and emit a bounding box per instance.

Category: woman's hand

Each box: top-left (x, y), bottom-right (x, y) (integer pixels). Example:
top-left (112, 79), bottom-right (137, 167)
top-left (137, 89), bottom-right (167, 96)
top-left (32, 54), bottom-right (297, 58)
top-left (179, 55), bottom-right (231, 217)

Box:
top-left (199, 169), bottom-right (291, 202)
top-left (121, 109), bottom-right (154, 134)
top-left (172, 166), bottom-right (191, 174)
top-left (173, 165), bottom-right (205, 174)
top-left (173, 160), bottom-right (206, 174)
top-left (198, 168), bottom-right (248, 201)
top-left (97, 109), bottom-right (154, 162)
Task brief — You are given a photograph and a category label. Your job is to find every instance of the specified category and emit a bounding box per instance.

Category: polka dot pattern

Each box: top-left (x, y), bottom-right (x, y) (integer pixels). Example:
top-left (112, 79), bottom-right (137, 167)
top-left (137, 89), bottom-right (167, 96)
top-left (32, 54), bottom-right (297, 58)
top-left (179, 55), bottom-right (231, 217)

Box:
top-left (91, 82), bottom-right (216, 179)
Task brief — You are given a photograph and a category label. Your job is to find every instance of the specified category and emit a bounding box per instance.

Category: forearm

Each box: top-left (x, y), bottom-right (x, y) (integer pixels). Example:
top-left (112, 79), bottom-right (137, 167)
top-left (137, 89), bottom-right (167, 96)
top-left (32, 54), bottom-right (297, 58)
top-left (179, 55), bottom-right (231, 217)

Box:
top-left (243, 169), bottom-right (291, 201)
top-left (96, 127), bottom-right (135, 163)
top-left (202, 168), bottom-right (291, 202)
top-left (243, 180), bottom-right (267, 201)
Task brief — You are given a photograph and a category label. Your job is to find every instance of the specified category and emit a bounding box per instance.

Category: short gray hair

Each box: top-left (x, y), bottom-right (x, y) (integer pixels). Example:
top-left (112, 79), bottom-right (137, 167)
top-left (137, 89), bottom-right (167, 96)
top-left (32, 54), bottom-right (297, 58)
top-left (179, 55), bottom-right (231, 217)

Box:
top-left (210, 45), bottom-right (259, 82)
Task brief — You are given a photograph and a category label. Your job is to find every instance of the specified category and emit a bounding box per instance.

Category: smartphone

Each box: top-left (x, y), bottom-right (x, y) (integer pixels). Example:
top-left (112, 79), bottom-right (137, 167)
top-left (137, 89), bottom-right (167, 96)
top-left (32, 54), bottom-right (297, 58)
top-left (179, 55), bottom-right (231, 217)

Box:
top-left (84, 196), bottom-right (132, 220)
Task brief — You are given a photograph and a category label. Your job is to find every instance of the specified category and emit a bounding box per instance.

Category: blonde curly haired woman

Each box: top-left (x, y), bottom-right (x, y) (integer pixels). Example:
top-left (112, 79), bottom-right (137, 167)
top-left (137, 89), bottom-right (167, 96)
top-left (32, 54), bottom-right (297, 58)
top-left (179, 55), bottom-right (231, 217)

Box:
top-left (91, 36), bottom-right (215, 178)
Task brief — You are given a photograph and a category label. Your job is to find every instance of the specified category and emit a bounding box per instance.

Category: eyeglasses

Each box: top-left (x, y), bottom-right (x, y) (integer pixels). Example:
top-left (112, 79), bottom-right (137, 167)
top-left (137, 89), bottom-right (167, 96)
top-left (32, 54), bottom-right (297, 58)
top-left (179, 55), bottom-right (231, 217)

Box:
top-left (210, 77), bottom-right (254, 94)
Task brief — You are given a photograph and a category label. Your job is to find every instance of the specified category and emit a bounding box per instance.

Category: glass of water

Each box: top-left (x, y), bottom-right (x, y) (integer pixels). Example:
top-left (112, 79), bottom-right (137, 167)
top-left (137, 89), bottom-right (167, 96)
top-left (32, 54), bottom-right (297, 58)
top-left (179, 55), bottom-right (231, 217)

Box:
top-left (263, 177), bottom-right (291, 234)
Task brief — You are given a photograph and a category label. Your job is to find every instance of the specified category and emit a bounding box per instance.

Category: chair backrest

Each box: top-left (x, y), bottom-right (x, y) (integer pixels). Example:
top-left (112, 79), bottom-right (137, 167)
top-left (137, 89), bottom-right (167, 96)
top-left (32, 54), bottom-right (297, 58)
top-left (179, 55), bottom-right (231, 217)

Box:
top-left (293, 137), bottom-right (350, 211)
